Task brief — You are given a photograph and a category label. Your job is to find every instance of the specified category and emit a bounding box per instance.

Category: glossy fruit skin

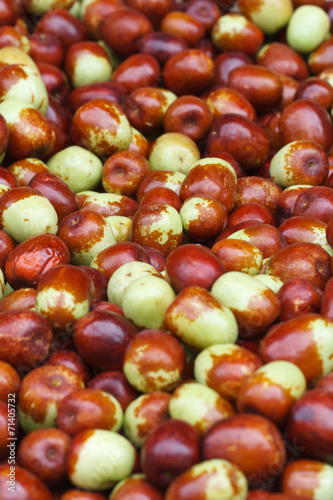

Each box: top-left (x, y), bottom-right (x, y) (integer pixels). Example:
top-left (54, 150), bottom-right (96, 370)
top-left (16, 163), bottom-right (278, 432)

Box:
top-left (214, 51), bottom-right (252, 87)
top-left (287, 389), bottom-right (333, 464)
top-left (295, 77), bottom-right (333, 110)
top-left (28, 32), bottom-right (64, 67)
top-left (279, 99), bottom-right (333, 153)
top-left (165, 243), bottom-right (225, 292)
top-left (265, 242), bottom-right (331, 289)
top-left (281, 458), bottom-right (333, 498)
top-left (194, 344), bottom-right (263, 403)
top-left (278, 278), bottom-right (322, 321)
top-left (163, 48), bottom-right (215, 96)
top-left (204, 86), bottom-right (257, 122)
top-left (123, 391), bottom-right (171, 448)
top-left (102, 151), bottom-right (151, 198)
top-left (0, 464), bottom-right (53, 500)
top-left (109, 474), bottom-right (163, 500)
top-left (18, 364), bottom-right (85, 432)
top-left (269, 140), bottom-right (329, 188)
top-left (163, 95), bottom-right (213, 142)
top-left (68, 81), bottom-right (127, 115)
top-left (221, 223), bottom-right (285, 259)
top-left (0, 360), bottom-right (20, 402)
top-left (207, 114), bottom-right (270, 170)
top-left (28, 172), bottom-right (80, 223)
top-left (161, 11), bottom-right (205, 47)
top-left (212, 238), bottom-right (263, 275)
top-left (141, 419), bottom-right (200, 489)
top-left (228, 64), bottom-right (283, 113)
top-left (0, 112), bottom-right (9, 163)
top-left (139, 30), bottom-right (188, 65)
top-left (123, 329), bottom-right (186, 393)
top-left (179, 158), bottom-right (237, 214)
top-left (211, 271), bottom-right (280, 340)
top-left (57, 388), bottom-right (123, 436)
top-left (140, 187), bottom-right (182, 212)
top-left (130, 202), bottom-right (183, 256)
top-left (180, 194), bottom-right (228, 243)
top-left (0, 309), bottom-right (52, 372)
top-left (293, 185), bottom-right (333, 223)
top-left (69, 98), bottom-right (132, 159)
top-left (0, 100), bottom-right (55, 162)
top-left (60, 490), bottom-right (108, 500)
top-left (88, 371), bottom-right (139, 411)
top-left (0, 228), bottom-right (15, 270)
top-left (17, 428), bottom-right (71, 487)
top-left (35, 264), bottom-right (95, 332)
top-left (256, 42), bottom-right (309, 81)
top-left (202, 413), bottom-right (286, 488)
top-left (100, 7), bottom-right (153, 57)
top-left (73, 310), bottom-right (138, 373)
top-left (5, 233), bottom-right (70, 289)
top-left (276, 185), bottom-right (310, 225)
top-left (90, 241), bottom-right (150, 280)
top-left (260, 313), bottom-right (333, 385)
top-left (227, 202), bottom-right (277, 227)
top-left (35, 8), bottom-right (89, 49)
top-left (165, 458), bottom-right (248, 500)
top-left (112, 54), bottom-right (161, 94)
top-left (0, 0), bottom-right (17, 26)
top-left (212, 13), bottom-right (264, 57)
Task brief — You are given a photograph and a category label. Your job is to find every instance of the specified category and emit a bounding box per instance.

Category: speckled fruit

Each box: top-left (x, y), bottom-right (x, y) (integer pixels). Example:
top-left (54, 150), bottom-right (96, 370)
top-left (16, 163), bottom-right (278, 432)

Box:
top-left (212, 239), bottom-right (263, 275)
top-left (123, 329), bottom-right (186, 393)
top-left (35, 264), bottom-right (95, 332)
top-left (211, 271), bottom-right (280, 340)
top-left (69, 98), bottom-right (132, 159)
top-left (168, 380), bottom-right (235, 435)
top-left (179, 157), bottom-right (238, 214)
top-left (57, 210), bottom-right (116, 265)
top-left (0, 99), bottom-right (55, 161)
top-left (123, 391), bottom-right (171, 448)
top-left (194, 343), bottom-right (263, 402)
top-left (130, 202), bottom-right (183, 257)
top-left (165, 286), bottom-right (238, 350)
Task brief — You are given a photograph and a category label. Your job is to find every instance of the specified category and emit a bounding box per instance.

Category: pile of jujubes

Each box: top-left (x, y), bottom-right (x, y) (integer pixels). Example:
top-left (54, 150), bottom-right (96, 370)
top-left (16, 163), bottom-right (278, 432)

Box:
top-left (1, 0), bottom-right (333, 498)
